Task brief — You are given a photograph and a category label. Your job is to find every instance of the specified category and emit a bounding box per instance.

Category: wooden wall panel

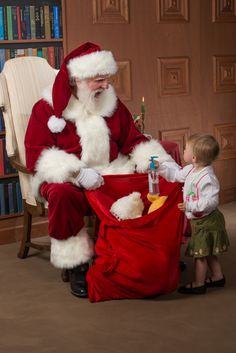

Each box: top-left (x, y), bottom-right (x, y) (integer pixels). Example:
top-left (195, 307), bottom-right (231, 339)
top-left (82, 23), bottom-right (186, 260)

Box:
top-left (160, 128), bottom-right (189, 164)
top-left (213, 55), bottom-right (236, 93)
top-left (92, 0), bottom-right (129, 24)
top-left (215, 123), bottom-right (236, 159)
top-left (62, 0), bottom-right (236, 202)
top-left (212, 0), bottom-right (236, 22)
top-left (113, 60), bottom-right (131, 100)
top-left (157, 57), bottom-right (190, 96)
top-left (156, 0), bottom-right (189, 22)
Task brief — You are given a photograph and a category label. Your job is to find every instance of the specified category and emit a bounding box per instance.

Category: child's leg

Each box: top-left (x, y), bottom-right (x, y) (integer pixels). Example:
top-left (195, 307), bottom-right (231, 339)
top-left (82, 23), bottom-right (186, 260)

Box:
top-left (194, 257), bottom-right (208, 286)
top-left (206, 255), bottom-right (224, 281)
top-left (178, 257), bottom-right (207, 293)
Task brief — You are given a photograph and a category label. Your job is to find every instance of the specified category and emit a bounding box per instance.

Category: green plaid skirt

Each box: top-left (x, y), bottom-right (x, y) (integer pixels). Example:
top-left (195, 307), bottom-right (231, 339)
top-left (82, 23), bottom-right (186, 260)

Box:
top-left (186, 208), bottom-right (230, 258)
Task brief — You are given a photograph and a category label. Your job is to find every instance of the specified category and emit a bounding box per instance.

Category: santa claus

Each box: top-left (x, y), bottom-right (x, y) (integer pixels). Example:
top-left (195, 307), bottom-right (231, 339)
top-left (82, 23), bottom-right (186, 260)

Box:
top-left (25, 42), bottom-right (175, 298)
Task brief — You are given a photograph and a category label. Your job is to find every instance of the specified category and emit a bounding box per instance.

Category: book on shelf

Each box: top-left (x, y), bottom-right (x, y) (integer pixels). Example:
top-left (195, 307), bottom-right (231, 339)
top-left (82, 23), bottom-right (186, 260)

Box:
top-left (6, 6), bottom-right (13, 40)
top-left (3, 6), bottom-right (8, 40)
top-left (3, 182), bottom-right (9, 215)
top-left (0, 178), bottom-right (23, 216)
top-left (0, 111), bottom-right (5, 132)
top-left (0, 138), bottom-right (4, 176)
top-left (0, 2), bottom-right (62, 41)
top-left (7, 182), bottom-right (15, 214)
top-left (16, 181), bottom-right (23, 213)
top-left (1, 137), bottom-right (17, 175)
top-left (0, 6), bottom-right (4, 40)
top-left (29, 5), bottom-right (36, 39)
top-left (49, 4), bottom-right (54, 38)
top-left (0, 183), bottom-right (5, 215)
top-left (39, 5), bottom-right (45, 39)
top-left (11, 6), bottom-right (18, 40)
top-left (44, 4), bottom-right (51, 39)
top-left (0, 46), bottom-right (63, 71)
top-left (0, 48), bottom-right (5, 71)
top-left (53, 5), bottom-right (60, 39)
top-left (24, 5), bottom-right (31, 40)
top-left (35, 4), bottom-right (41, 39)
top-left (16, 6), bottom-right (21, 40)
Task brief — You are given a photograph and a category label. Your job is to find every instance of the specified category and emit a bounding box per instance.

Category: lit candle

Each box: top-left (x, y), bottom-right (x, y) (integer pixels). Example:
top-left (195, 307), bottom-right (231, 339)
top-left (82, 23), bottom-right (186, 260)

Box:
top-left (141, 96), bottom-right (145, 115)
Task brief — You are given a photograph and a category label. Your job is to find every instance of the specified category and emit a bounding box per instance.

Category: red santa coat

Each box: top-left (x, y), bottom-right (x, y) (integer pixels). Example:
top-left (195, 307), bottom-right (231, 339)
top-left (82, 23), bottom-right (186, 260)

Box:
top-left (24, 86), bottom-right (175, 269)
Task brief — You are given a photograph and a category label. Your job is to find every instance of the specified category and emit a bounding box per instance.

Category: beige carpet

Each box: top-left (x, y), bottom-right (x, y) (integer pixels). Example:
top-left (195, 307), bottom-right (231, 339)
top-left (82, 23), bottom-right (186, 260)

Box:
top-left (0, 202), bottom-right (236, 353)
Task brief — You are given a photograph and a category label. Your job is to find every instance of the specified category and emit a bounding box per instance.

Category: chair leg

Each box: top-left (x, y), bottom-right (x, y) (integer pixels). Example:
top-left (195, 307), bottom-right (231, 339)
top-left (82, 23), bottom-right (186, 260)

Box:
top-left (61, 269), bottom-right (70, 282)
top-left (17, 208), bottom-right (32, 259)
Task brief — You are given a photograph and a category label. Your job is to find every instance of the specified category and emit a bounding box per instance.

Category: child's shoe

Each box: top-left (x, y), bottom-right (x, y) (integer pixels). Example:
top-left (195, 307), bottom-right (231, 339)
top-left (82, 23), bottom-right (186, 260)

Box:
top-left (205, 276), bottom-right (225, 288)
top-left (178, 282), bottom-right (207, 294)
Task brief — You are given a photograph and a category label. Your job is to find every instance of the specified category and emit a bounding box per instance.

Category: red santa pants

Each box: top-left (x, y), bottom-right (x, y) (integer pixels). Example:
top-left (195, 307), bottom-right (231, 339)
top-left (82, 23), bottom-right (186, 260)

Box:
top-left (40, 182), bottom-right (90, 240)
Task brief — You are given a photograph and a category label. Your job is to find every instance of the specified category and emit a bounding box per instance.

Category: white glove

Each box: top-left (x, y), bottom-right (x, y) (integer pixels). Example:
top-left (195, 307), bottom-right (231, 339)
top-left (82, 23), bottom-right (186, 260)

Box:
top-left (76, 168), bottom-right (104, 190)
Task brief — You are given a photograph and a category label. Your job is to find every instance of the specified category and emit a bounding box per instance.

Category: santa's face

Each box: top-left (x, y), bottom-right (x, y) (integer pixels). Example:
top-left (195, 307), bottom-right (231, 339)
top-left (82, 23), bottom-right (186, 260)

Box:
top-left (75, 76), bottom-right (111, 111)
top-left (86, 76), bottom-right (110, 96)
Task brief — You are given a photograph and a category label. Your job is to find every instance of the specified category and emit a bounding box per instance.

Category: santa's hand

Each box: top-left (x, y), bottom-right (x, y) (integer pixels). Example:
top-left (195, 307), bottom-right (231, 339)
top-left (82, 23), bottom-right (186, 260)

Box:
top-left (76, 168), bottom-right (104, 190)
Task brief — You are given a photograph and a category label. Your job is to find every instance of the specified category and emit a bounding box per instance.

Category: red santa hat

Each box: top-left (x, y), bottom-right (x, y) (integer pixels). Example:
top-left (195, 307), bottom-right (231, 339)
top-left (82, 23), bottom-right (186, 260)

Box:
top-left (47, 42), bottom-right (118, 133)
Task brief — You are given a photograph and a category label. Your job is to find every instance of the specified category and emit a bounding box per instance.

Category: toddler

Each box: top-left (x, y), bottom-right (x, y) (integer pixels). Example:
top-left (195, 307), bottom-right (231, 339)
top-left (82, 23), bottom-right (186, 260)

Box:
top-left (157, 134), bottom-right (230, 294)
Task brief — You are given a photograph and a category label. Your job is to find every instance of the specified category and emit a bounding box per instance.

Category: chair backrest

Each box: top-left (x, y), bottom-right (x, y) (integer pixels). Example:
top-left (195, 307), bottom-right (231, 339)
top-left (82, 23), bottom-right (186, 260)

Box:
top-left (0, 56), bottom-right (57, 205)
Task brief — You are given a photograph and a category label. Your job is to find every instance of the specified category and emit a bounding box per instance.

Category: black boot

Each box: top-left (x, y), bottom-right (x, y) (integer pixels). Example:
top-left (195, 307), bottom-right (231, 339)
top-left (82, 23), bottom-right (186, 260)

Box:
top-left (68, 263), bottom-right (89, 298)
top-left (180, 261), bottom-right (187, 272)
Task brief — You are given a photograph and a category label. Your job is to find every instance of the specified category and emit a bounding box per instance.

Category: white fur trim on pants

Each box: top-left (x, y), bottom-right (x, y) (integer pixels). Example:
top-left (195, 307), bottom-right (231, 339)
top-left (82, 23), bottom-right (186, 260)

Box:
top-left (50, 228), bottom-right (95, 269)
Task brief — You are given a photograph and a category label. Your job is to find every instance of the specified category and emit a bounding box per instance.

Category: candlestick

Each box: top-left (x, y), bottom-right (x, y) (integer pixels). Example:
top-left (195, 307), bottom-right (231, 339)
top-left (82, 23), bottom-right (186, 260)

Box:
top-left (141, 96), bottom-right (145, 133)
top-left (141, 96), bottom-right (145, 115)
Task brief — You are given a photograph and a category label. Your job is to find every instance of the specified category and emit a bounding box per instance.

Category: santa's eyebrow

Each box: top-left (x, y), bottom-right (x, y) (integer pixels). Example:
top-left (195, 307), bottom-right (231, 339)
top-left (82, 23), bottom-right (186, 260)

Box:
top-left (94, 77), bottom-right (109, 82)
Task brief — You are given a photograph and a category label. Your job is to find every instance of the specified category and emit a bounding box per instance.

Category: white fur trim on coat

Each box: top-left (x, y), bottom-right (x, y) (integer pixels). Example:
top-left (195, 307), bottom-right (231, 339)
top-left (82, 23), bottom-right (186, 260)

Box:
top-left (32, 147), bottom-right (85, 199)
top-left (50, 228), bottom-right (95, 268)
top-left (131, 139), bottom-right (175, 173)
top-left (100, 153), bottom-right (135, 175)
top-left (48, 115), bottom-right (66, 133)
top-left (67, 51), bottom-right (118, 80)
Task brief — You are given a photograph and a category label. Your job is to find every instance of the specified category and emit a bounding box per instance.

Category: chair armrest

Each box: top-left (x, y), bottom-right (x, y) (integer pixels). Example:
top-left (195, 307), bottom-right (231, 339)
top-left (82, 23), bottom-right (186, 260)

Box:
top-left (9, 156), bottom-right (31, 174)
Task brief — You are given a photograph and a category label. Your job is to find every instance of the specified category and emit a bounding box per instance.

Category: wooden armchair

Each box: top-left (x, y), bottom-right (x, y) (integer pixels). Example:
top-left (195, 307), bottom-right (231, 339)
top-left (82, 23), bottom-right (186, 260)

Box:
top-left (0, 56), bottom-right (181, 266)
top-left (0, 56), bottom-right (57, 258)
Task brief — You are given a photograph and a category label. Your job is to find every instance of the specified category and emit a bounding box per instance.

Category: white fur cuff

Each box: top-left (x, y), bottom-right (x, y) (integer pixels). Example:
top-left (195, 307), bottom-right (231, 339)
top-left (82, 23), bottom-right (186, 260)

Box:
top-left (50, 228), bottom-right (95, 269)
top-left (131, 139), bottom-right (173, 173)
top-left (32, 147), bottom-right (85, 199)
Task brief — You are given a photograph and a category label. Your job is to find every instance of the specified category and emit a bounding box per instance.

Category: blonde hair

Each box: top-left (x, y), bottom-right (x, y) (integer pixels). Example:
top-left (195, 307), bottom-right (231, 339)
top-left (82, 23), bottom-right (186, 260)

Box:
top-left (187, 134), bottom-right (219, 166)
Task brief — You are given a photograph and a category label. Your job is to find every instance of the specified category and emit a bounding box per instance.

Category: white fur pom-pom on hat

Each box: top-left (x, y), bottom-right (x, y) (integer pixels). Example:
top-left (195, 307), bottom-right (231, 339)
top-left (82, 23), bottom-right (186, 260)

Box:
top-left (110, 192), bottom-right (144, 221)
top-left (47, 115), bottom-right (66, 133)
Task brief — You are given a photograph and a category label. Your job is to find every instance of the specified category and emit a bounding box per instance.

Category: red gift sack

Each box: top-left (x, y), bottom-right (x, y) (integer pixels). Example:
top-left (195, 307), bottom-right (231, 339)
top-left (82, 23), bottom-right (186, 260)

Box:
top-left (85, 174), bottom-right (184, 302)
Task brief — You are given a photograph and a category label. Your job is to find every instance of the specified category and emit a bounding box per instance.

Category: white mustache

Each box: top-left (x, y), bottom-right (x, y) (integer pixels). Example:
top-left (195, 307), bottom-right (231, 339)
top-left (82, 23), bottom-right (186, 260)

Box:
top-left (94, 88), bottom-right (104, 95)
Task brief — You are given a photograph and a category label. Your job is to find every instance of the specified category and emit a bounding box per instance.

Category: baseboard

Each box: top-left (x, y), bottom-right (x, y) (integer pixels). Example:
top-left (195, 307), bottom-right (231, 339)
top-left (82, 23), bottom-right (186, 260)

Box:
top-left (220, 187), bottom-right (236, 204)
top-left (0, 216), bottom-right (48, 245)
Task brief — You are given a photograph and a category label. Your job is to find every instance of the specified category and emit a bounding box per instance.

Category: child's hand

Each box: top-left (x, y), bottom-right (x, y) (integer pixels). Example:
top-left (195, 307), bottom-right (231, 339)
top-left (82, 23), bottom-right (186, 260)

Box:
top-left (154, 160), bottom-right (159, 168)
top-left (178, 202), bottom-right (186, 212)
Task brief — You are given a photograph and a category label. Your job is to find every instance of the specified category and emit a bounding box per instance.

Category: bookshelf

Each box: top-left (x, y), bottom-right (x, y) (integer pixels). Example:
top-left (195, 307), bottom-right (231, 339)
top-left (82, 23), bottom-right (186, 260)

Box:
top-left (0, 110), bottom-right (22, 219)
top-left (0, 0), bottom-right (64, 70)
top-left (0, 0), bottom-right (65, 221)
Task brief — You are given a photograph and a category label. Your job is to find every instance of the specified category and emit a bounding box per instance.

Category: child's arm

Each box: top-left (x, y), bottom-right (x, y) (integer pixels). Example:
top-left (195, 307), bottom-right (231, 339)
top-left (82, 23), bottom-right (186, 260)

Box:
top-left (157, 162), bottom-right (193, 183)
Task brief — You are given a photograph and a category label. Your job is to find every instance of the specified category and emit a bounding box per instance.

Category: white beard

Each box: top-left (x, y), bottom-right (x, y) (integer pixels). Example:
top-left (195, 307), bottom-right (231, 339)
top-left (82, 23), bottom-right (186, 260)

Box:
top-left (76, 81), bottom-right (108, 115)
